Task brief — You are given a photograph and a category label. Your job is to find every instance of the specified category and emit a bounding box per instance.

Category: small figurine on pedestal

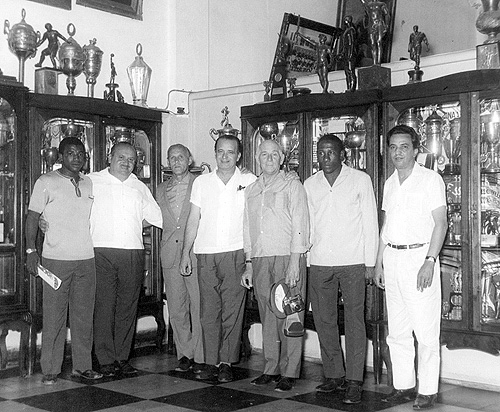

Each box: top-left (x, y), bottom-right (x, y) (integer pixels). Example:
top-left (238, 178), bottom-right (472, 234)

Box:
top-left (408, 25), bottom-right (430, 83)
top-left (338, 15), bottom-right (358, 92)
top-left (35, 23), bottom-right (67, 69)
top-left (360, 0), bottom-right (390, 65)
top-left (104, 53), bottom-right (124, 103)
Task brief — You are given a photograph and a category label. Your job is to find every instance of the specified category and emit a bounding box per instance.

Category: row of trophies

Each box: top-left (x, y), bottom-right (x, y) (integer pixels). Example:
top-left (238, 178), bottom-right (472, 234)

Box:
top-left (3, 8), bottom-right (152, 106)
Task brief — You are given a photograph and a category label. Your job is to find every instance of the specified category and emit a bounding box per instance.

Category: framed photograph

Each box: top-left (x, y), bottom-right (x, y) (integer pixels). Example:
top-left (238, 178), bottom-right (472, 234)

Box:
top-left (336, 0), bottom-right (397, 67)
top-left (76, 0), bottom-right (143, 20)
top-left (27, 0), bottom-right (71, 10)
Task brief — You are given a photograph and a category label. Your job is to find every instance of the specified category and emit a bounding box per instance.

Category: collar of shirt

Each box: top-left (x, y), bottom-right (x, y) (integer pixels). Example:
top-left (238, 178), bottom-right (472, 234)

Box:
top-left (167, 172), bottom-right (190, 188)
top-left (256, 170), bottom-right (286, 190)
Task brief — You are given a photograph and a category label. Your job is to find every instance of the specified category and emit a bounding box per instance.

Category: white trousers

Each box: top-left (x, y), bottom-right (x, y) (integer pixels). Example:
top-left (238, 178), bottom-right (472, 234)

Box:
top-left (383, 246), bottom-right (441, 395)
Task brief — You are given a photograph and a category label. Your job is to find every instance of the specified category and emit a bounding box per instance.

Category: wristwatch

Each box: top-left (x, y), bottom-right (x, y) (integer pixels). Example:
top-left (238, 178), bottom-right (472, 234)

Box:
top-left (26, 248), bottom-right (37, 254)
top-left (425, 255), bottom-right (436, 263)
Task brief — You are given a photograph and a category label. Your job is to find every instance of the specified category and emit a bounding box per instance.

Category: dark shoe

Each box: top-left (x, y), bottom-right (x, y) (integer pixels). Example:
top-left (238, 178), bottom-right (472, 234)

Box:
top-left (195, 364), bottom-right (218, 380)
top-left (383, 388), bottom-right (416, 403)
top-left (175, 356), bottom-right (193, 372)
top-left (71, 369), bottom-right (103, 380)
top-left (42, 374), bottom-right (58, 385)
top-left (100, 364), bottom-right (116, 377)
top-left (275, 377), bottom-right (295, 392)
top-left (192, 362), bottom-right (204, 374)
top-left (117, 360), bottom-right (138, 375)
top-left (343, 380), bottom-right (363, 404)
top-left (218, 363), bottom-right (233, 383)
top-left (413, 393), bottom-right (437, 409)
top-left (251, 374), bottom-right (282, 386)
top-left (315, 377), bottom-right (347, 392)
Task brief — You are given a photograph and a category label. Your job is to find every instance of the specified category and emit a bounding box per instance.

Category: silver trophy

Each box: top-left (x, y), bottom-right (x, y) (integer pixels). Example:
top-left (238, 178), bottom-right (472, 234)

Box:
top-left (442, 117), bottom-right (461, 174)
top-left (83, 38), bottom-right (103, 98)
top-left (58, 24), bottom-right (85, 95)
top-left (481, 102), bottom-right (500, 172)
top-left (4, 9), bottom-right (39, 84)
top-left (344, 130), bottom-right (366, 170)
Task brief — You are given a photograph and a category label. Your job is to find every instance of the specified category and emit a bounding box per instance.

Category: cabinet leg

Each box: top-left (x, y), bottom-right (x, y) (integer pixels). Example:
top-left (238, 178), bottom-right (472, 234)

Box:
top-left (0, 326), bottom-right (8, 369)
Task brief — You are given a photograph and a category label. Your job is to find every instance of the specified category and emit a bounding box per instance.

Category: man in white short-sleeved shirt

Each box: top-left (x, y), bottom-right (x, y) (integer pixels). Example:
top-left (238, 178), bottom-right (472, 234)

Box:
top-left (375, 125), bottom-right (447, 410)
top-left (180, 135), bottom-right (256, 383)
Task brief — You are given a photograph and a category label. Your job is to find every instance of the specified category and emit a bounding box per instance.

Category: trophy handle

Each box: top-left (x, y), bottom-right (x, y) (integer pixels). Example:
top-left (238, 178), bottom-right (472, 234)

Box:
top-left (209, 128), bottom-right (219, 141)
top-left (3, 20), bottom-right (10, 36)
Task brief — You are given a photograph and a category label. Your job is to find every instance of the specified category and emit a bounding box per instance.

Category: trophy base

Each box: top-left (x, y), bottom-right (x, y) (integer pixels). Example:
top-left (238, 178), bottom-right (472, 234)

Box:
top-left (477, 42), bottom-right (500, 69)
top-left (358, 65), bottom-right (391, 90)
top-left (481, 167), bottom-right (500, 173)
top-left (443, 163), bottom-right (460, 174)
top-left (35, 68), bottom-right (60, 95)
top-left (0, 71), bottom-right (22, 87)
top-left (408, 69), bottom-right (424, 83)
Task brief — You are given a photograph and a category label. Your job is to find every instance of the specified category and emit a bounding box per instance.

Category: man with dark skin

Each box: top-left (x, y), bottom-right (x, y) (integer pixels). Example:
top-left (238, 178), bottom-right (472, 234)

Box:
top-left (35, 23), bottom-right (68, 69)
top-left (26, 137), bottom-right (102, 385)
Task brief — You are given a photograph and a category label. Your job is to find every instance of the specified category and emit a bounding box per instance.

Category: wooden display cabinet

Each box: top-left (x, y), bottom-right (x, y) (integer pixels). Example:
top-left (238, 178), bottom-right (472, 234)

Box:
top-left (240, 90), bottom-right (383, 364)
top-left (27, 93), bottom-right (165, 372)
top-left (0, 78), bottom-right (30, 376)
top-left (382, 70), bottom-right (500, 354)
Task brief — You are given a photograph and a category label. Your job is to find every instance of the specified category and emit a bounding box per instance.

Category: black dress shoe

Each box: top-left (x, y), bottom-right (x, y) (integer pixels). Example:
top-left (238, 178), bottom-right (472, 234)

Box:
top-left (251, 374), bottom-right (281, 386)
top-left (413, 393), bottom-right (437, 409)
top-left (218, 363), bottom-right (233, 383)
top-left (100, 364), bottom-right (116, 377)
top-left (315, 377), bottom-right (347, 392)
top-left (275, 377), bottom-right (295, 392)
top-left (175, 356), bottom-right (193, 372)
top-left (192, 362), bottom-right (204, 374)
top-left (117, 360), bottom-right (138, 375)
top-left (343, 380), bottom-right (363, 404)
top-left (383, 388), bottom-right (416, 402)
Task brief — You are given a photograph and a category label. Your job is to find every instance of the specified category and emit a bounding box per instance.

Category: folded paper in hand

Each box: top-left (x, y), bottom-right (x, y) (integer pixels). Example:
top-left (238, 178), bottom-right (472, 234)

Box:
top-left (37, 264), bottom-right (61, 290)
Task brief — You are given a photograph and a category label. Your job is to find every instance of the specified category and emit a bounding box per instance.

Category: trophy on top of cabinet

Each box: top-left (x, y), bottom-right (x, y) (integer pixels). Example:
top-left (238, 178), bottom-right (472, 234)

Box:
top-left (4, 9), bottom-right (40, 84)
top-left (407, 25), bottom-right (430, 83)
top-left (35, 23), bottom-right (67, 69)
top-left (83, 38), bottom-right (103, 98)
top-left (104, 54), bottom-right (124, 103)
top-left (209, 106), bottom-right (240, 140)
top-left (127, 43), bottom-right (151, 107)
top-left (475, 0), bottom-right (500, 69)
top-left (58, 24), bottom-right (85, 95)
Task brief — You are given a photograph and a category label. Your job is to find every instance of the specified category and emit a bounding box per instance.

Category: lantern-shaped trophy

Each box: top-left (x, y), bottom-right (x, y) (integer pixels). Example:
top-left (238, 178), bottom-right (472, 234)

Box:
top-left (83, 38), bottom-right (103, 98)
top-left (127, 43), bottom-right (152, 107)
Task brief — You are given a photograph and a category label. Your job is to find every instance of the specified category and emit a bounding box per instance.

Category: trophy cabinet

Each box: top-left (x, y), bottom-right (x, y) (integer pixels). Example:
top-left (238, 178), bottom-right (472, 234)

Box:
top-left (0, 78), bottom-right (30, 376)
top-left (27, 93), bottom-right (165, 372)
top-left (382, 70), bottom-right (500, 355)
top-left (240, 89), bottom-right (384, 365)
top-left (240, 69), bottom-right (500, 381)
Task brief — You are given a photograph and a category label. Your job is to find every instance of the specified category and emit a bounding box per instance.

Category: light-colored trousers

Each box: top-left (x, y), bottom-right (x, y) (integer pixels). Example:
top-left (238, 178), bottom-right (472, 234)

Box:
top-left (252, 255), bottom-right (306, 379)
top-left (163, 266), bottom-right (203, 363)
top-left (383, 246), bottom-right (441, 395)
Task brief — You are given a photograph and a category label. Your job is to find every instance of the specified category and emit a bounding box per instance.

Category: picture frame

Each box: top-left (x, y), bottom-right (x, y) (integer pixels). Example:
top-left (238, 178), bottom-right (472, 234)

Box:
top-left (336, 0), bottom-right (397, 67)
top-left (27, 0), bottom-right (71, 10)
top-left (76, 0), bottom-right (143, 20)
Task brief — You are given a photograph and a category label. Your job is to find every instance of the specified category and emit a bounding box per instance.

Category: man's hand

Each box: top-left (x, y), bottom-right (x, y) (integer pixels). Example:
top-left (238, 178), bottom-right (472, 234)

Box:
top-left (374, 264), bottom-right (385, 290)
top-left (285, 264), bottom-right (300, 287)
top-left (179, 254), bottom-right (192, 277)
top-left (417, 260), bottom-right (434, 292)
top-left (26, 251), bottom-right (39, 277)
top-left (39, 216), bottom-right (49, 233)
top-left (241, 264), bottom-right (253, 289)
top-left (365, 266), bottom-right (375, 286)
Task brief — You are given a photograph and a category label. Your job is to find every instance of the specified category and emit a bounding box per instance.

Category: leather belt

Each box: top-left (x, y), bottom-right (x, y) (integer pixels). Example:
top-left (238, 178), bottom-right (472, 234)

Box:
top-left (387, 242), bottom-right (427, 250)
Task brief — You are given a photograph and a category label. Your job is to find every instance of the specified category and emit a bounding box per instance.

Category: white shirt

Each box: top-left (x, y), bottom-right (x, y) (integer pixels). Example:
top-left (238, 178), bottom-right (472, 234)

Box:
top-left (304, 166), bottom-right (379, 267)
top-left (89, 168), bottom-right (162, 249)
top-left (190, 168), bottom-right (256, 254)
top-left (382, 162), bottom-right (446, 245)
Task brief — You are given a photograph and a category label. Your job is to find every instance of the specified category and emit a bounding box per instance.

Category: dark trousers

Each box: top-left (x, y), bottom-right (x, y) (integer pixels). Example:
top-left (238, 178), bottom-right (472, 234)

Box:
top-left (309, 264), bottom-right (366, 382)
top-left (41, 258), bottom-right (96, 375)
top-left (93, 248), bottom-right (144, 366)
top-left (197, 249), bottom-right (246, 366)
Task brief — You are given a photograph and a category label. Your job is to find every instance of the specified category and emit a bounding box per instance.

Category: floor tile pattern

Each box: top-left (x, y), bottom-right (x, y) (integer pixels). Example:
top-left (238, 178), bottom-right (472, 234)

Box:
top-left (0, 347), bottom-right (498, 412)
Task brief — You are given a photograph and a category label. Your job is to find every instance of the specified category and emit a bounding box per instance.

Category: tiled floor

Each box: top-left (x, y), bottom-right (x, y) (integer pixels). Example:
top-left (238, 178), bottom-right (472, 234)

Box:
top-left (0, 347), bottom-right (498, 412)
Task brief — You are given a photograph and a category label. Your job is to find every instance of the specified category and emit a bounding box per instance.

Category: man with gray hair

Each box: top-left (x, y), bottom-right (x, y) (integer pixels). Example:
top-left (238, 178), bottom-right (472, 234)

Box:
top-left (156, 144), bottom-right (203, 373)
top-left (241, 139), bottom-right (310, 392)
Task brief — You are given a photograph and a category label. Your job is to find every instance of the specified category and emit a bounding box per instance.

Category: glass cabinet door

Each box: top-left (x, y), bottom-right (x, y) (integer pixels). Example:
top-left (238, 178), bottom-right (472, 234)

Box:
top-left (385, 99), bottom-right (465, 329)
top-left (0, 97), bottom-right (17, 302)
top-left (478, 97), bottom-right (500, 328)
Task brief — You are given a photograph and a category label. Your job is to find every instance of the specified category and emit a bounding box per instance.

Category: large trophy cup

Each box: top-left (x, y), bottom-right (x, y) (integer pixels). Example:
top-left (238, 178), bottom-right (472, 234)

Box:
top-left (421, 108), bottom-right (448, 169)
top-left (344, 130), bottom-right (366, 170)
top-left (442, 117), bottom-right (461, 174)
top-left (278, 128), bottom-right (299, 172)
top-left (209, 106), bottom-right (240, 141)
top-left (83, 38), bottom-right (103, 98)
top-left (481, 101), bottom-right (500, 172)
top-left (58, 24), bottom-right (85, 95)
top-left (4, 9), bottom-right (39, 84)
top-left (476, 0), bottom-right (500, 69)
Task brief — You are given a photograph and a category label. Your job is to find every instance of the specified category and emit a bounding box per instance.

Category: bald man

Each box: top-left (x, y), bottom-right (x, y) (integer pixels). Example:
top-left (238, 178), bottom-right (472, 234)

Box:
top-left (242, 139), bottom-right (310, 392)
